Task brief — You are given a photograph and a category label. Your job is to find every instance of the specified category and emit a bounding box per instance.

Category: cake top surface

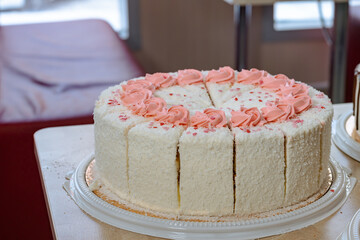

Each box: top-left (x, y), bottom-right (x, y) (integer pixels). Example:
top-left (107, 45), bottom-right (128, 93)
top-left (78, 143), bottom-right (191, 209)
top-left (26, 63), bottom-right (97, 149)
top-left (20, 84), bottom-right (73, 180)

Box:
top-left (96, 66), bottom-right (332, 132)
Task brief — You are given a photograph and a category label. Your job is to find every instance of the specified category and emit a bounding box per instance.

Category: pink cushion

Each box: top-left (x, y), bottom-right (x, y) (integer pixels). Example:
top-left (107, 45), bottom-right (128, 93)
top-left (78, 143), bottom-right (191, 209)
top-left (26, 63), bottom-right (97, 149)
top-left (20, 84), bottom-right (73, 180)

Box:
top-left (0, 19), bottom-right (144, 123)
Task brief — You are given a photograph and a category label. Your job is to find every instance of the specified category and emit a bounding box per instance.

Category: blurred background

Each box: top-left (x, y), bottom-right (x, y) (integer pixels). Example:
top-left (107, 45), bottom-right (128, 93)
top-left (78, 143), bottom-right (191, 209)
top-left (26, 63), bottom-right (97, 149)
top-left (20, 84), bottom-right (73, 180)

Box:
top-left (0, 0), bottom-right (359, 239)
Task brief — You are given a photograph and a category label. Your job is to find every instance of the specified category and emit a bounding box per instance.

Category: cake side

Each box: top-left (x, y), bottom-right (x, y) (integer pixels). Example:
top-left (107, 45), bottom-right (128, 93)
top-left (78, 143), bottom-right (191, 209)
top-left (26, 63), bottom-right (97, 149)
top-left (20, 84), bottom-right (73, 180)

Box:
top-left (301, 86), bottom-right (333, 187)
top-left (94, 109), bottom-right (148, 200)
top-left (179, 127), bottom-right (234, 216)
top-left (128, 121), bottom-right (184, 213)
top-left (233, 126), bottom-right (285, 215)
top-left (276, 117), bottom-right (322, 206)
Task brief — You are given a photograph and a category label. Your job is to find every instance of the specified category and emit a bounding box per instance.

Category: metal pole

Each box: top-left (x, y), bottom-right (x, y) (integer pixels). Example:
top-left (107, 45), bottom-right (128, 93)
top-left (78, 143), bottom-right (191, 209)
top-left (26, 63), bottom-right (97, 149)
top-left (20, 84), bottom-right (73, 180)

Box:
top-left (330, 2), bottom-right (348, 103)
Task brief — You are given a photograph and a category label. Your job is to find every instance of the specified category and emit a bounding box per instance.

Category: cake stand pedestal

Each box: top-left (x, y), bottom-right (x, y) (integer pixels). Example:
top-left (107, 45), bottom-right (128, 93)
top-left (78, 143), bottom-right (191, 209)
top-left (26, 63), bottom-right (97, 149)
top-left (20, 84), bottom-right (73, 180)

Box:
top-left (34, 102), bottom-right (360, 240)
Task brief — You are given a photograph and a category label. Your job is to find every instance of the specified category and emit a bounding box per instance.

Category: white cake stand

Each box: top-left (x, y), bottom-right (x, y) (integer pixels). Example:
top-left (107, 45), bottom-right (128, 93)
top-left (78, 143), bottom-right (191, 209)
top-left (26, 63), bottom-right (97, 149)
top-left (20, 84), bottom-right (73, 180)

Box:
top-left (332, 111), bottom-right (360, 162)
top-left (337, 208), bottom-right (360, 240)
top-left (63, 153), bottom-right (356, 240)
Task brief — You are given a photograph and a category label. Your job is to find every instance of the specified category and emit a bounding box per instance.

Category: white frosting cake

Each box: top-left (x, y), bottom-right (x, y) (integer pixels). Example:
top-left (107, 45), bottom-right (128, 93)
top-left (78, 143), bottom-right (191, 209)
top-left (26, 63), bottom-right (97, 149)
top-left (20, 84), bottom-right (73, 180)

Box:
top-left (353, 64), bottom-right (360, 142)
top-left (93, 67), bottom-right (333, 218)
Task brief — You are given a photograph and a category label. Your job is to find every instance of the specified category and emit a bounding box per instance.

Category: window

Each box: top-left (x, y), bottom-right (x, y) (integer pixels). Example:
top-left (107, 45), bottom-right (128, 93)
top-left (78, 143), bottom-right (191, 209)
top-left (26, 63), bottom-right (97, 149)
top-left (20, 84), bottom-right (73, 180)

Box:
top-left (0, 0), bottom-right (129, 39)
top-left (273, 1), bottom-right (334, 31)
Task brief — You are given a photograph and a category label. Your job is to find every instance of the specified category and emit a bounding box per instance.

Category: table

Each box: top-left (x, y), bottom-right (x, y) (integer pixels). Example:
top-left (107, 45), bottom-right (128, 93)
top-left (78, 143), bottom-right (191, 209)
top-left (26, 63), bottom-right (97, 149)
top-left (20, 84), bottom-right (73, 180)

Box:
top-left (225, 0), bottom-right (349, 103)
top-left (34, 103), bottom-right (360, 240)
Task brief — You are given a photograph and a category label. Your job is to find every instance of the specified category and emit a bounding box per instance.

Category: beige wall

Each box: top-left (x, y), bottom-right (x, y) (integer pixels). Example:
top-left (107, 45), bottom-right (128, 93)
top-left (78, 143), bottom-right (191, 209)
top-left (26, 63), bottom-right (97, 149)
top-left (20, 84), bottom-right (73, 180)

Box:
top-left (133, 1), bottom-right (330, 92)
top-left (133, 0), bottom-right (235, 73)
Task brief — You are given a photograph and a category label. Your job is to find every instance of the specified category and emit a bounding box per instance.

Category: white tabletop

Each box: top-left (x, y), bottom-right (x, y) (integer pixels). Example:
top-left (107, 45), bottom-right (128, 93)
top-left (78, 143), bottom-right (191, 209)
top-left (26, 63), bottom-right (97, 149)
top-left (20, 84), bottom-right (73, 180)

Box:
top-left (35, 103), bottom-right (360, 239)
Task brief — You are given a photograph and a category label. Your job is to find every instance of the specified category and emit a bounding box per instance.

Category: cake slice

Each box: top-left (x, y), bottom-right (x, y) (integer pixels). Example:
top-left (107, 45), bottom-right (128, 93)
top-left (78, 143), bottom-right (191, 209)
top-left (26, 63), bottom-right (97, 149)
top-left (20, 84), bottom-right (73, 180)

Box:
top-left (153, 70), bottom-right (212, 114)
top-left (220, 87), bottom-right (277, 120)
top-left (232, 125), bottom-right (285, 214)
top-left (94, 108), bottom-right (148, 201)
top-left (179, 126), bottom-right (234, 216)
top-left (277, 117), bottom-right (322, 205)
top-left (204, 67), bottom-right (256, 108)
top-left (128, 121), bottom-right (184, 213)
top-left (300, 86), bottom-right (333, 187)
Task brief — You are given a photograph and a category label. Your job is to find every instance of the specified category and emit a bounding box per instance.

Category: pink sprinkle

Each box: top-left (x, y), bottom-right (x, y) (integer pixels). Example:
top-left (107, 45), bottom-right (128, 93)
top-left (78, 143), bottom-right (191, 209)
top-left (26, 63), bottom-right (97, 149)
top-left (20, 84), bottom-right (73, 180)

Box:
top-left (246, 129), bottom-right (251, 133)
top-left (218, 90), bottom-right (223, 92)
top-left (204, 129), bottom-right (209, 133)
top-left (186, 131), bottom-right (191, 134)
top-left (169, 93), bottom-right (173, 96)
top-left (250, 91), bottom-right (254, 94)
top-left (184, 94), bottom-right (187, 97)
top-left (153, 126), bottom-right (158, 128)
top-left (330, 189), bottom-right (334, 192)
top-left (249, 99), bottom-right (252, 101)
top-left (259, 99), bottom-right (263, 102)
top-left (163, 127), bottom-right (169, 130)
top-left (316, 93), bottom-right (325, 98)
top-left (193, 133), bottom-right (197, 136)
top-left (292, 119), bottom-right (304, 128)
top-left (210, 116), bottom-right (216, 120)
top-left (235, 98), bottom-right (238, 101)
top-left (236, 88), bottom-right (240, 91)
top-left (201, 87), bottom-right (205, 89)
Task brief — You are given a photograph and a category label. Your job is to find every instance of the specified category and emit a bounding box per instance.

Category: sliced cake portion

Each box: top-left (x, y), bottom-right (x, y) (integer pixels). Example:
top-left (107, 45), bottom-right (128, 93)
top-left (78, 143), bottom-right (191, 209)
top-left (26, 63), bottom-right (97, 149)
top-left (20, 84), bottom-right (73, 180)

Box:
top-left (179, 127), bottom-right (234, 216)
top-left (277, 117), bottom-right (322, 206)
top-left (154, 84), bottom-right (212, 113)
top-left (204, 67), bottom-right (257, 108)
top-left (128, 121), bottom-right (184, 213)
top-left (221, 87), bottom-right (277, 119)
top-left (301, 86), bottom-right (333, 187)
top-left (94, 108), bottom-right (148, 201)
top-left (232, 126), bottom-right (285, 214)
top-left (152, 70), bottom-right (213, 115)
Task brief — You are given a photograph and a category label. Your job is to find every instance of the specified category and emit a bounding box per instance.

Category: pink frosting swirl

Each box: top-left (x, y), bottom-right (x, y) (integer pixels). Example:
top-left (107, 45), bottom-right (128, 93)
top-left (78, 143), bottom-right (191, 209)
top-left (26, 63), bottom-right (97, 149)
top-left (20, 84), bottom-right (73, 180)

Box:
top-left (278, 80), bottom-right (308, 97)
top-left (145, 73), bottom-right (177, 88)
top-left (231, 107), bottom-right (266, 127)
top-left (205, 66), bottom-right (235, 84)
top-left (177, 69), bottom-right (203, 86)
top-left (190, 108), bottom-right (227, 128)
top-left (155, 105), bottom-right (189, 126)
top-left (260, 74), bottom-right (290, 92)
top-left (129, 97), bottom-right (167, 117)
top-left (261, 103), bottom-right (296, 122)
top-left (120, 88), bottom-right (152, 106)
top-left (122, 79), bottom-right (155, 92)
top-left (279, 94), bottom-right (312, 114)
top-left (237, 68), bottom-right (268, 85)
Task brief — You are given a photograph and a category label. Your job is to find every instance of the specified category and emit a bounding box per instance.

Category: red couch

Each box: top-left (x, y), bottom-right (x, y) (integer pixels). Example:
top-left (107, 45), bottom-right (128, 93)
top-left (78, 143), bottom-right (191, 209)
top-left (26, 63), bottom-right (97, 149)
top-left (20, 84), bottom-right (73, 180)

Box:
top-left (0, 19), bottom-right (144, 239)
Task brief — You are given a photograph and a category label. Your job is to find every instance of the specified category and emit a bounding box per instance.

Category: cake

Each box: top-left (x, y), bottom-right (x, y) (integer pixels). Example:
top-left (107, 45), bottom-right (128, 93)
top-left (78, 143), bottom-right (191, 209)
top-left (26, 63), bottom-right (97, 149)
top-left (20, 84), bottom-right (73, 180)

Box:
top-left (93, 67), bottom-right (333, 218)
top-left (353, 64), bottom-right (360, 142)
